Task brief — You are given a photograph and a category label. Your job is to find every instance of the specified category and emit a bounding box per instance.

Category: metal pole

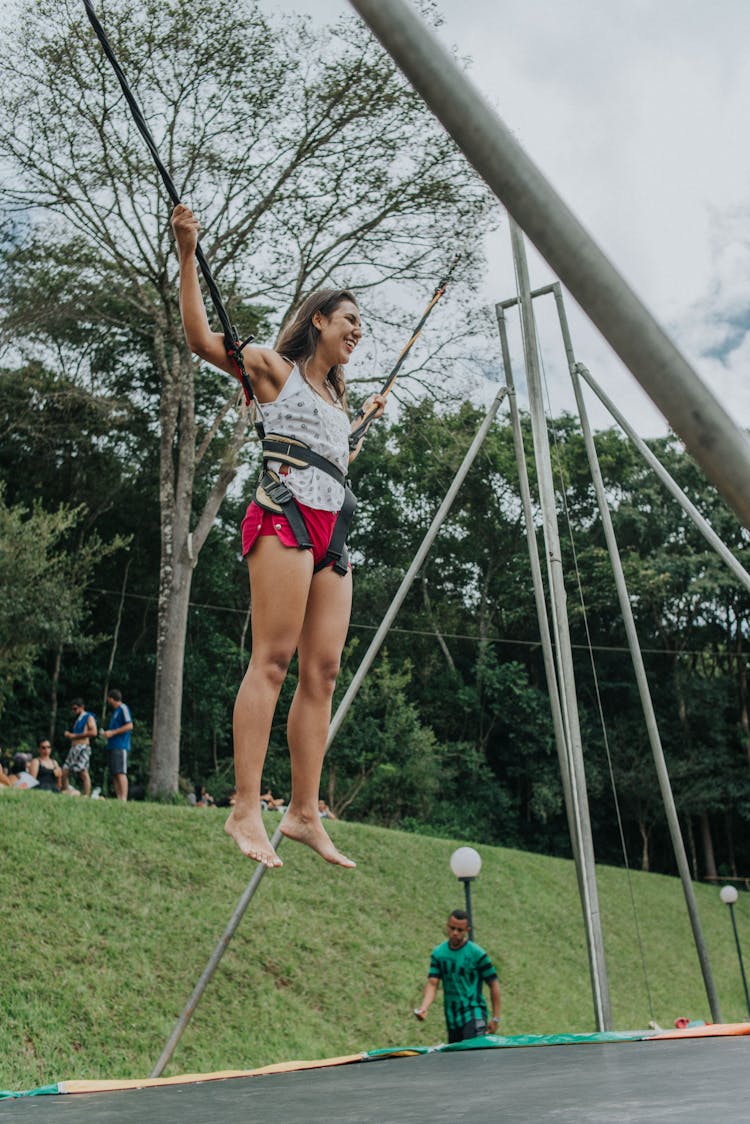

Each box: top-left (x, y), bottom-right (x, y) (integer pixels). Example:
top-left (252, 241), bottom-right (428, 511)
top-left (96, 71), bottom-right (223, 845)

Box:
top-left (347, 0), bottom-right (750, 531)
top-left (462, 878), bottom-right (474, 941)
top-left (569, 350), bottom-right (750, 597)
top-left (728, 903), bottom-right (750, 1018)
top-left (151, 826), bottom-right (284, 1078)
top-left (554, 290), bottom-right (723, 1023)
top-left (498, 284), bottom-right (557, 310)
top-left (509, 220), bottom-right (611, 1030)
top-left (326, 384), bottom-right (508, 749)
top-left (494, 305), bottom-right (578, 863)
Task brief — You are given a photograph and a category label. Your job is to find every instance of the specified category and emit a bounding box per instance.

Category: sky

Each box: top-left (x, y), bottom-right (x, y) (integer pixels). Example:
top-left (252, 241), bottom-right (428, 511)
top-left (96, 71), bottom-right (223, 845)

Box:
top-left (268, 0), bottom-right (750, 439)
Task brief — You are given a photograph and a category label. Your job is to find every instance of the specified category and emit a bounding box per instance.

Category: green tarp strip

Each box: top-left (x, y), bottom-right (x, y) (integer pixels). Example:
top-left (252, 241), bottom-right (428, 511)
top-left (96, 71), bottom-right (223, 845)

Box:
top-left (0, 1083), bottom-right (62, 1099)
top-left (365, 1029), bottom-right (651, 1059)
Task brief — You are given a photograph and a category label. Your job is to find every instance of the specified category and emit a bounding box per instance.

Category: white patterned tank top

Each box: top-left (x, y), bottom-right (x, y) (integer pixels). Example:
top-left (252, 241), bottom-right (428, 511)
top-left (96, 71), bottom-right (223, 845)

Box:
top-left (260, 364), bottom-right (350, 511)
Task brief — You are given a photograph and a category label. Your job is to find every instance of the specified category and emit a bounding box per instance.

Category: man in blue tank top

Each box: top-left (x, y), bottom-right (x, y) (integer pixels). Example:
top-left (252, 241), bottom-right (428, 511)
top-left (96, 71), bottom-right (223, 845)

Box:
top-left (103, 689), bottom-right (133, 802)
top-left (62, 698), bottom-right (97, 796)
top-left (415, 910), bottom-right (501, 1042)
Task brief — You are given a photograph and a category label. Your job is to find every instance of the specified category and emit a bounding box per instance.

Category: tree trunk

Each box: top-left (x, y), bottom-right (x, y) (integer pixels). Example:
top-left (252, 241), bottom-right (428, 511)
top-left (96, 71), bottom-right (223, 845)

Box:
top-left (101, 558), bottom-right (131, 719)
top-left (149, 555), bottom-right (194, 796)
top-left (737, 646), bottom-right (750, 768)
top-left (725, 810), bottom-right (737, 878)
top-left (638, 820), bottom-right (650, 872)
top-left (699, 811), bottom-right (718, 881)
top-left (49, 640), bottom-right (63, 742)
top-left (148, 329), bottom-right (197, 797)
top-left (686, 815), bottom-right (698, 881)
top-left (148, 329), bottom-right (247, 796)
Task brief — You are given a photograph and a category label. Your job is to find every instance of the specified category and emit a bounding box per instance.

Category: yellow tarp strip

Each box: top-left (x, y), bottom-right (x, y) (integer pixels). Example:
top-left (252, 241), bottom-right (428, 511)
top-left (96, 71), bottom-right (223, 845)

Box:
top-left (648, 1021), bottom-right (750, 1041)
top-left (59, 1053), bottom-right (365, 1095)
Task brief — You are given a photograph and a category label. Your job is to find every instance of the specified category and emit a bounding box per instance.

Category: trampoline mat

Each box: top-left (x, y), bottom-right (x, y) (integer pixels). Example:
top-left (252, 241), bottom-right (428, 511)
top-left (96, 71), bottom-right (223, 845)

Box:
top-left (3, 1036), bottom-right (749, 1123)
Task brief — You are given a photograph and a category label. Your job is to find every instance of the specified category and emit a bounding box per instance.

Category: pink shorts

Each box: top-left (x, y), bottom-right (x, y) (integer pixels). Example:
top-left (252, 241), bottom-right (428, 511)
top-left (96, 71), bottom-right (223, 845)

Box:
top-left (241, 500), bottom-right (342, 569)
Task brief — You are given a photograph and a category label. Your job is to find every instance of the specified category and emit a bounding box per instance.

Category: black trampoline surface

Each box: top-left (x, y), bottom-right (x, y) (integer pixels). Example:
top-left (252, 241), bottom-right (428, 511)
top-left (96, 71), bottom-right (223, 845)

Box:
top-left (3, 1037), bottom-right (749, 1123)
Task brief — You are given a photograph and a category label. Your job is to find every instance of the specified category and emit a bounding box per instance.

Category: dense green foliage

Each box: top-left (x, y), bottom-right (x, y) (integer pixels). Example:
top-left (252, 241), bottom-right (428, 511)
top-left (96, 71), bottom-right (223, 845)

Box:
top-left (0, 0), bottom-right (747, 879)
top-left (1, 795), bottom-right (749, 1092)
top-left (1, 357), bottom-right (749, 878)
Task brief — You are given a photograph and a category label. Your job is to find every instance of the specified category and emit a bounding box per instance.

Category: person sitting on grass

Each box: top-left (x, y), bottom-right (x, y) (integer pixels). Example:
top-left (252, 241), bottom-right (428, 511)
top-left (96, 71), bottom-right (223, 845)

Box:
top-left (29, 739), bottom-right (62, 792)
top-left (260, 788), bottom-right (286, 812)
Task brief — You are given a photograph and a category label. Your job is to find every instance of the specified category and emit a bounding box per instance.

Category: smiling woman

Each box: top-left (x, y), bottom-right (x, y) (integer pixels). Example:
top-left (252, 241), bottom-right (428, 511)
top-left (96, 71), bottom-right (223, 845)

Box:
top-left (172, 204), bottom-right (384, 870)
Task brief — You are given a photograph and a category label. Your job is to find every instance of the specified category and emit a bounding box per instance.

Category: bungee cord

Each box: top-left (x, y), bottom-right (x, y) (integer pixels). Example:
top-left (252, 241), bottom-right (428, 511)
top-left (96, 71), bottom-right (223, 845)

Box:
top-left (85, 1), bottom-right (455, 454)
top-left (82, 0), bottom-right (258, 421)
top-left (348, 268), bottom-right (455, 450)
top-left (84, 0), bottom-right (455, 454)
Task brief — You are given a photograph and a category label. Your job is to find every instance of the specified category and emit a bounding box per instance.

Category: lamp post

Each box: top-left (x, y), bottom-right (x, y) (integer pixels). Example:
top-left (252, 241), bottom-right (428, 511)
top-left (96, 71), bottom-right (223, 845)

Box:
top-left (450, 847), bottom-right (482, 940)
top-left (720, 885), bottom-right (750, 1019)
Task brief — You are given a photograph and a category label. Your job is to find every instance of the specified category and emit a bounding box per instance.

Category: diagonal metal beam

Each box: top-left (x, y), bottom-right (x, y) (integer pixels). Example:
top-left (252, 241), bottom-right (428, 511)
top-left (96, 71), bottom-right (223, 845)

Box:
top-left (348, 0), bottom-right (750, 530)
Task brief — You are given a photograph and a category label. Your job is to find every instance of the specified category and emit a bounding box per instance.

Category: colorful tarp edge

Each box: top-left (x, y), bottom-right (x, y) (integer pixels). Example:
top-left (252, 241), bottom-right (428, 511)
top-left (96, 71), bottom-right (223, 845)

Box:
top-left (364, 1029), bottom-right (650, 1058)
top-left (3, 1024), bottom-right (749, 1099)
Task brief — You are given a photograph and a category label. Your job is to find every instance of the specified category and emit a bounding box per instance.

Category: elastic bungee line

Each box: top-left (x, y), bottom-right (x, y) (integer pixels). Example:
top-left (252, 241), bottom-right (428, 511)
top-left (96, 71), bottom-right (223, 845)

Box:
top-left (84, 1), bottom-right (452, 573)
top-left (82, 0), bottom-right (259, 426)
top-left (348, 271), bottom-right (454, 450)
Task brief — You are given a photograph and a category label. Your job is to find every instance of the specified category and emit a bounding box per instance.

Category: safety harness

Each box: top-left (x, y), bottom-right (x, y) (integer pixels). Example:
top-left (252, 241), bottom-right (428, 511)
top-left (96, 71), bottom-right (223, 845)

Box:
top-left (255, 432), bottom-right (356, 575)
top-left (252, 274), bottom-right (453, 574)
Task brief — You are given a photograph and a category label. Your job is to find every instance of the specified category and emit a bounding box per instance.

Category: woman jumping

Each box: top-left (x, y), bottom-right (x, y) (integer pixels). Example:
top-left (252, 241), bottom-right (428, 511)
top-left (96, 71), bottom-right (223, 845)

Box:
top-left (172, 204), bottom-right (384, 869)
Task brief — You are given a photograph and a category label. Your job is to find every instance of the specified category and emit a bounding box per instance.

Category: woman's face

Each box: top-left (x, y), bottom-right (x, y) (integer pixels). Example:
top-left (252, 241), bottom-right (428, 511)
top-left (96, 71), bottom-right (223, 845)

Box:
top-left (39, 741), bottom-right (52, 758)
top-left (314, 300), bottom-right (362, 365)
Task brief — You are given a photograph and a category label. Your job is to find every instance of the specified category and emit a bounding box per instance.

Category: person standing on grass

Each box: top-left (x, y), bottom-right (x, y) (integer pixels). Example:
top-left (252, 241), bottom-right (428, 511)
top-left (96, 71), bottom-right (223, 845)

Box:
top-left (171, 203), bottom-right (384, 871)
top-left (415, 910), bottom-right (501, 1042)
top-left (103, 690), bottom-right (133, 802)
top-left (61, 699), bottom-right (97, 796)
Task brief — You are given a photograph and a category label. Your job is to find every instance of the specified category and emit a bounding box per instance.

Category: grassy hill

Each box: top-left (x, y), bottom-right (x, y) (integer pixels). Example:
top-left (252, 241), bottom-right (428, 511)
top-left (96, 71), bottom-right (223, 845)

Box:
top-left (2, 792), bottom-right (748, 1091)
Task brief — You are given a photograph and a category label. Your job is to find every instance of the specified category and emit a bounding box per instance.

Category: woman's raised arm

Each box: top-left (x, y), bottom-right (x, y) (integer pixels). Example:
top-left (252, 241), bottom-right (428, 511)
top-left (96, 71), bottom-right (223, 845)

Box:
top-left (171, 205), bottom-right (286, 398)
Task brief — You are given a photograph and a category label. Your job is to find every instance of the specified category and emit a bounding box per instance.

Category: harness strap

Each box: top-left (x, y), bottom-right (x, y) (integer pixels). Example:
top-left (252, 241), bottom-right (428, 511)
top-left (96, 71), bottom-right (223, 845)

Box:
top-left (261, 434), bottom-right (347, 484)
top-left (255, 433), bottom-right (354, 571)
top-left (313, 485), bottom-right (357, 576)
top-left (255, 471), bottom-right (313, 551)
top-left (83, 2), bottom-right (263, 436)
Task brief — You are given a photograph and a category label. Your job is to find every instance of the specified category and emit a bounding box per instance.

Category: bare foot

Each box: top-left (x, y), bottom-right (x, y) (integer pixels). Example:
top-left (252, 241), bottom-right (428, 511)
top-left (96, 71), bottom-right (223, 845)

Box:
top-left (280, 810), bottom-right (356, 868)
top-left (225, 806), bottom-right (282, 867)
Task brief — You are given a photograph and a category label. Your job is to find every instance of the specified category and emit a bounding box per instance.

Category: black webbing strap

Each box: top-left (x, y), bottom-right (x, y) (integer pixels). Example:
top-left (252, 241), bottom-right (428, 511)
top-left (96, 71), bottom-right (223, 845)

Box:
top-left (262, 436), bottom-right (347, 485)
top-left (82, 1), bottom-right (261, 431)
top-left (255, 472), bottom-right (313, 551)
top-left (313, 485), bottom-right (357, 576)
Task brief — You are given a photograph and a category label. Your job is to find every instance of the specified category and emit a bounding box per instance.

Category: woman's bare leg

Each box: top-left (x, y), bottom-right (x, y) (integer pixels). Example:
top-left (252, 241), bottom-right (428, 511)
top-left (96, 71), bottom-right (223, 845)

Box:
top-left (281, 564), bottom-right (354, 867)
top-left (225, 537), bottom-right (313, 866)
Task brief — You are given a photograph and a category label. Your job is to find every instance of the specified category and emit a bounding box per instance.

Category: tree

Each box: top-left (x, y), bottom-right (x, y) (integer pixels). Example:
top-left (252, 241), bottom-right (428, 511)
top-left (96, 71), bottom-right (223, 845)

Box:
top-left (0, 487), bottom-right (122, 718)
top-left (0, 0), bottom-right (488, 793)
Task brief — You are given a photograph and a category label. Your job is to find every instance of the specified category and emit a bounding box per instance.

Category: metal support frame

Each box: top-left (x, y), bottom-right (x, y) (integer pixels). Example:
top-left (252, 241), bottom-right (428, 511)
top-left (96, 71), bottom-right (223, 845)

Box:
top-left (151, 389), bottom-right (509, 1075)
top-left (494, 308), bottom-right (577, 857)
top-left (552, 287), bottom-right (722, 1022)
top-left (569, 355), bottom-right (750, 597)
top-left (151, 826), bottom-right (284, 1077)
top-left (502, 285), bottom-right (750, 591)
top-left (726, 900), bottom-right (750, 1018)
top-left (326, 383), bottom-right (509, 749)
top-left (347, 0), bottom-right (750, 531)
top-left (508, 220), bottom-right (611, 1031)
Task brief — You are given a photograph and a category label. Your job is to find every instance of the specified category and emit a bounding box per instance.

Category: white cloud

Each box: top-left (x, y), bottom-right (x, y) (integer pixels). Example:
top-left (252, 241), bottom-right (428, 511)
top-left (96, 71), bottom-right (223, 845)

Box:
top-left (270, 0), bottom-right (750, 438)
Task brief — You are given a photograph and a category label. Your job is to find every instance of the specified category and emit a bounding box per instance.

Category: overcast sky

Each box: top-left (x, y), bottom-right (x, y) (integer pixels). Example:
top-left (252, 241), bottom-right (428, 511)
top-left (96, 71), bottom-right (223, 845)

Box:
top-left (268, 0), bottom-right (750, 438)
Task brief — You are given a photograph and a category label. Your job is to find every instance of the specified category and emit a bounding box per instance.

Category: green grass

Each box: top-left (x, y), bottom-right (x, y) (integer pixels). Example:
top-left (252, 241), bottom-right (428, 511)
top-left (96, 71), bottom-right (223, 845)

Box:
top-left (2, 792), bottom-right (749, 1091)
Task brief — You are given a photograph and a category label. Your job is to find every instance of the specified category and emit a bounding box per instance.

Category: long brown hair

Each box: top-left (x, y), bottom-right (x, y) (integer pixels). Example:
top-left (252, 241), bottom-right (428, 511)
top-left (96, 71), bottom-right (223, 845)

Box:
top-left (276, 289), bottom-right (358, 405)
